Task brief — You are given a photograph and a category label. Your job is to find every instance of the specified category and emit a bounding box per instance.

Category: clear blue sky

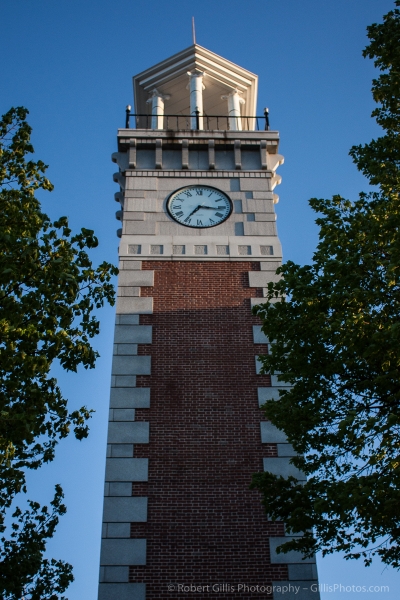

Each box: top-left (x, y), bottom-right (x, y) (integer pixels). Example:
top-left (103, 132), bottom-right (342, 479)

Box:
top-left (1, 1), bottom-right (398, 598)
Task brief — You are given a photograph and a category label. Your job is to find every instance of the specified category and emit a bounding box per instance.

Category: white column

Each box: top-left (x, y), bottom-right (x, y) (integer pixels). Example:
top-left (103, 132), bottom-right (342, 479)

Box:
top-left (187, 71), bottom-right (205, 130)
top-left (221, 89), bottom-right (245, 131)
top-left (146, 89), bottom-right (170, 130)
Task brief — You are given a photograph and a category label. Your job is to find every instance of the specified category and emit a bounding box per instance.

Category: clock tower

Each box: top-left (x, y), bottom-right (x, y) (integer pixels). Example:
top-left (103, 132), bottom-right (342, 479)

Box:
top-left (98, 45), bottom-right (319, 600)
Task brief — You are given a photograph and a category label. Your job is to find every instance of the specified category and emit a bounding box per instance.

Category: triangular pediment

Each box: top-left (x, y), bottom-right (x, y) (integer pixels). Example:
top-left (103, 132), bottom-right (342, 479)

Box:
top-left (133, 44), bottom-right (258, 120)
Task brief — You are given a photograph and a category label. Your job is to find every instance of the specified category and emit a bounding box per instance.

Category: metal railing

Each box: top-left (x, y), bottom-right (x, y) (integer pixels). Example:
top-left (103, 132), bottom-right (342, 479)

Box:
top-left (124, 108), bottom-right (270, 131)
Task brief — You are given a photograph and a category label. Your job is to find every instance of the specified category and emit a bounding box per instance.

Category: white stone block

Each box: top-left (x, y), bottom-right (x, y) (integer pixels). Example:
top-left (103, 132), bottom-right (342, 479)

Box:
top-left (100, 539), bottom-right (146, 565)
top-left (108, 444), bottom-right (134, 458)
top-left (271, 373), bottom-right (292, 387)
top-left (114, 325), bottom-right (152, 344)
top-left (253, 191), bottom-right (275, 198)
top-left (242, 198), bottom-right (274, 213)
top-left (263, 457), bottom-right (306, 481)
top-left (128, 176), bottom-right (157, 190)
top-left (251, 296), bottom-right (283, 307)
top-left (125, 197), bottom-right (159, 212)
top-left (288, 564), bottom-right (318, 581)
top-left (111, 356), bottom-right (151, 376)
top-left (99, 566), bottom-right (129, 583)
top-left (254, 213), bottom-right (276, 221)
top-left (116, 297), bottom-right (153, 314)
top-left (113, 344), bottom-right (138, 355)
top-left (119, 270), bottom-right (154, 287)
top-left (113, 376), bottom-right (137, 388)
top-left (269, 538), bottom-right (315, 564)
top-left (103, 497), bottom-right (148, 522)
top-left (277, 443), bottom-right (297, 457)
top-left (110, 388), bottom-right (150, 409)
top-left (248, 271), bottom-right (281, 288)
top-left (159, 222), bottom-right (191, 236)
top-left (98, 583), bottom-right (146, 600)
top-left (124, 190), bottom-right (145, 198)
top-left (240, 178), bottom-right (271, 192)
top-left (105, 458), bottom-right (148, 481)
top-left (107, 482), bottom-right (132, 496)
top-left (120, 260), bottom-right (142, 270)
top-left (260, 261), bottom-right (281, 271)
top-left (258, 387), bottom-right (284, 405)
top-left (116, 314), bottom-right (140, 325)
top-left (117, 288), bottom-right (140, 297)
top-left (123, 212), bottom-right (145, 221)
top-left (124, 222), bottom-right (156, 235)
top-left (214, 179), bottom-right (234, 191)
top-left (110, 409), bottom-right (136, 421)
top-left (260, 421), bottom-right (287, 443)
top-left (107, 422), bottom-right (149, 444)
top-left (157, 179), bottom-right (188, 191)
top-left (250, 298), bottom-right (267, 309)
top-left (255, 355), bottom-right (265, 374)
top-left (253, 325), bottom-right (269, 344)
top-left (244, 221), bottom-right (276, 236)
top-left (104, 523), bottom-right (131, 538)
top-left (144, 212), bottom-right (171, 222)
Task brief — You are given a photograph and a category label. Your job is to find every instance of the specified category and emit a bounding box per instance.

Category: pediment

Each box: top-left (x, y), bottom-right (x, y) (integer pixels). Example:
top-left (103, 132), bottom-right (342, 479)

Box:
top-left (133, 44), bottom-right (258, 120)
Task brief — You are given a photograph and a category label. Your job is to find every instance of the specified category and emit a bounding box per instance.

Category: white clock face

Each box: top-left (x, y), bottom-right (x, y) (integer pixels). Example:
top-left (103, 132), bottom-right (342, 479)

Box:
top-left (167, 185), bottom-right (232, 228)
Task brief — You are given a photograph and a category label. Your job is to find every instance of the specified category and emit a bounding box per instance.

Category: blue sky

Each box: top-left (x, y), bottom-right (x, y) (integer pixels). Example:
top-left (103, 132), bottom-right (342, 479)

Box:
top-left (1, 0), bottom-right (398, 598)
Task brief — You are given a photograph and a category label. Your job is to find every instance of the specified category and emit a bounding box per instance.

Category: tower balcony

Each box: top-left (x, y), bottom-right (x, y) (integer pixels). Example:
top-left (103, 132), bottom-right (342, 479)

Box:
top-left (124, 112), bottom-right (270, 132)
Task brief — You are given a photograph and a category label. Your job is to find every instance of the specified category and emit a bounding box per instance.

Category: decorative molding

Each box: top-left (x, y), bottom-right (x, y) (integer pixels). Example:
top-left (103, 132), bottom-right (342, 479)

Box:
top-left (182, 139), bottom-right (189, 169)
top-left (208, 139), bottom-right (215, 170)
top-left (155, 139), bottom-right (162, 169)
top-left (124, 170), bottom-right (272, 178)
top-left (260, 140), bottom-right (268, 170)
top-left (128, 139), bottom-right (137, 169)
top-left (234, 140), bottom-right (241, 170)
top-left (146, 88), bottom-right (170, 101)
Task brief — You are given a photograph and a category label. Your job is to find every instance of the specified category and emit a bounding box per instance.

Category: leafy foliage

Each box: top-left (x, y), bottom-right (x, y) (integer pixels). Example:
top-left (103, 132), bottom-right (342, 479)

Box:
top-left (0, 486), bottom-right (73, 600)
top-left (0, 106), bottom-right (117, 596)
top-left (251, 2), bottom-right (400, 567)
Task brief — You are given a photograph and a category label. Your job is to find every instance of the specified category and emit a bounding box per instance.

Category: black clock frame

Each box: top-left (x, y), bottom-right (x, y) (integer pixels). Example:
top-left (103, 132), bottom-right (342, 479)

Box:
top-left (166, 185), bottom-right (233, 229)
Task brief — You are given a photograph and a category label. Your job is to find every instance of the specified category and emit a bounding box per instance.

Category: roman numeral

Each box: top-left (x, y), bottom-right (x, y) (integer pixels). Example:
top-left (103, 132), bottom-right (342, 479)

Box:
top-left (184, 191), bottom-right (192, 197)
top-left (208, 192), bottom-right (213, 197)
top-left (197, 219), bottom-right (202, 225)
top-left (184, 216), bottom-right (191, 223)
top-left (174, 205), bottom-right (181, 210)
top-left (175, 211), bottom-right (183, 217)
top-left (196, 189), bottom-right (203, 195)
top-left (209, 218), bottom-right (215, 224)
top-left (215, 212), bottom-right (223, 218)
top-left (217, 206), bottom-right (225, 210)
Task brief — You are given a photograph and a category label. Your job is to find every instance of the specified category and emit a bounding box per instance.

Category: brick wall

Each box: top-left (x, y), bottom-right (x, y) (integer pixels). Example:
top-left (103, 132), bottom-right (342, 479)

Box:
top-left (131, 261), bottom-right (287, 598)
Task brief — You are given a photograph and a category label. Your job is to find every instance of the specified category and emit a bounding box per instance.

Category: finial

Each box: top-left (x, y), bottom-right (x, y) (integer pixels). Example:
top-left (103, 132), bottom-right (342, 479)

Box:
top-left (192, 17), bottom-right (196, 45)
top-left (264, 107), bottom-right (270, 131)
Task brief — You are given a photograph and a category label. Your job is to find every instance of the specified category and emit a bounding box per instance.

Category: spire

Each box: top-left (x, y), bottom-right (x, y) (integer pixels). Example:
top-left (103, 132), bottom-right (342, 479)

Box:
top-left (192, 17), bottom-right (196, 44)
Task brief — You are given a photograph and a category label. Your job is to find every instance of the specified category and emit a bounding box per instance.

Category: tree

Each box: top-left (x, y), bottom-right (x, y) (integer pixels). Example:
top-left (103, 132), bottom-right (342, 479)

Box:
top-left (251, 1), bottom-right (400, 568)
top-left (0, 107), bottom-right (117, 597)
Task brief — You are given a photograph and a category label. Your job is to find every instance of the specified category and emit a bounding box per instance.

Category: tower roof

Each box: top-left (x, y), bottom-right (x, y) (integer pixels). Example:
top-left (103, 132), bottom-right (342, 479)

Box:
top-left (133, 44), bottom-right (258, 119)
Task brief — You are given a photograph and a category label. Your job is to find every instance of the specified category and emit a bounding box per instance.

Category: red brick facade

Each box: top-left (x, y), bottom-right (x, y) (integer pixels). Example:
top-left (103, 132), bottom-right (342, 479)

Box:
top-left (131, 261), bottom-right (287, 598)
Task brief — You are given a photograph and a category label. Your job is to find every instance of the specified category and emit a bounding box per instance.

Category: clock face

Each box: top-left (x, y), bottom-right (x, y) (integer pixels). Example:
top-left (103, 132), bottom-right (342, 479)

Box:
top-left (167, 185), bottom-right (232, 228)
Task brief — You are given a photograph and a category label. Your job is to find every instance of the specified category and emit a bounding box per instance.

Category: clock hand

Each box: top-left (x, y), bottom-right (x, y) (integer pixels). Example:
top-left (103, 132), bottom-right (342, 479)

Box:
top-left (187, 204), bottom-right (225, 218)
top-left (187, 205), bottom-right (202, 217)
